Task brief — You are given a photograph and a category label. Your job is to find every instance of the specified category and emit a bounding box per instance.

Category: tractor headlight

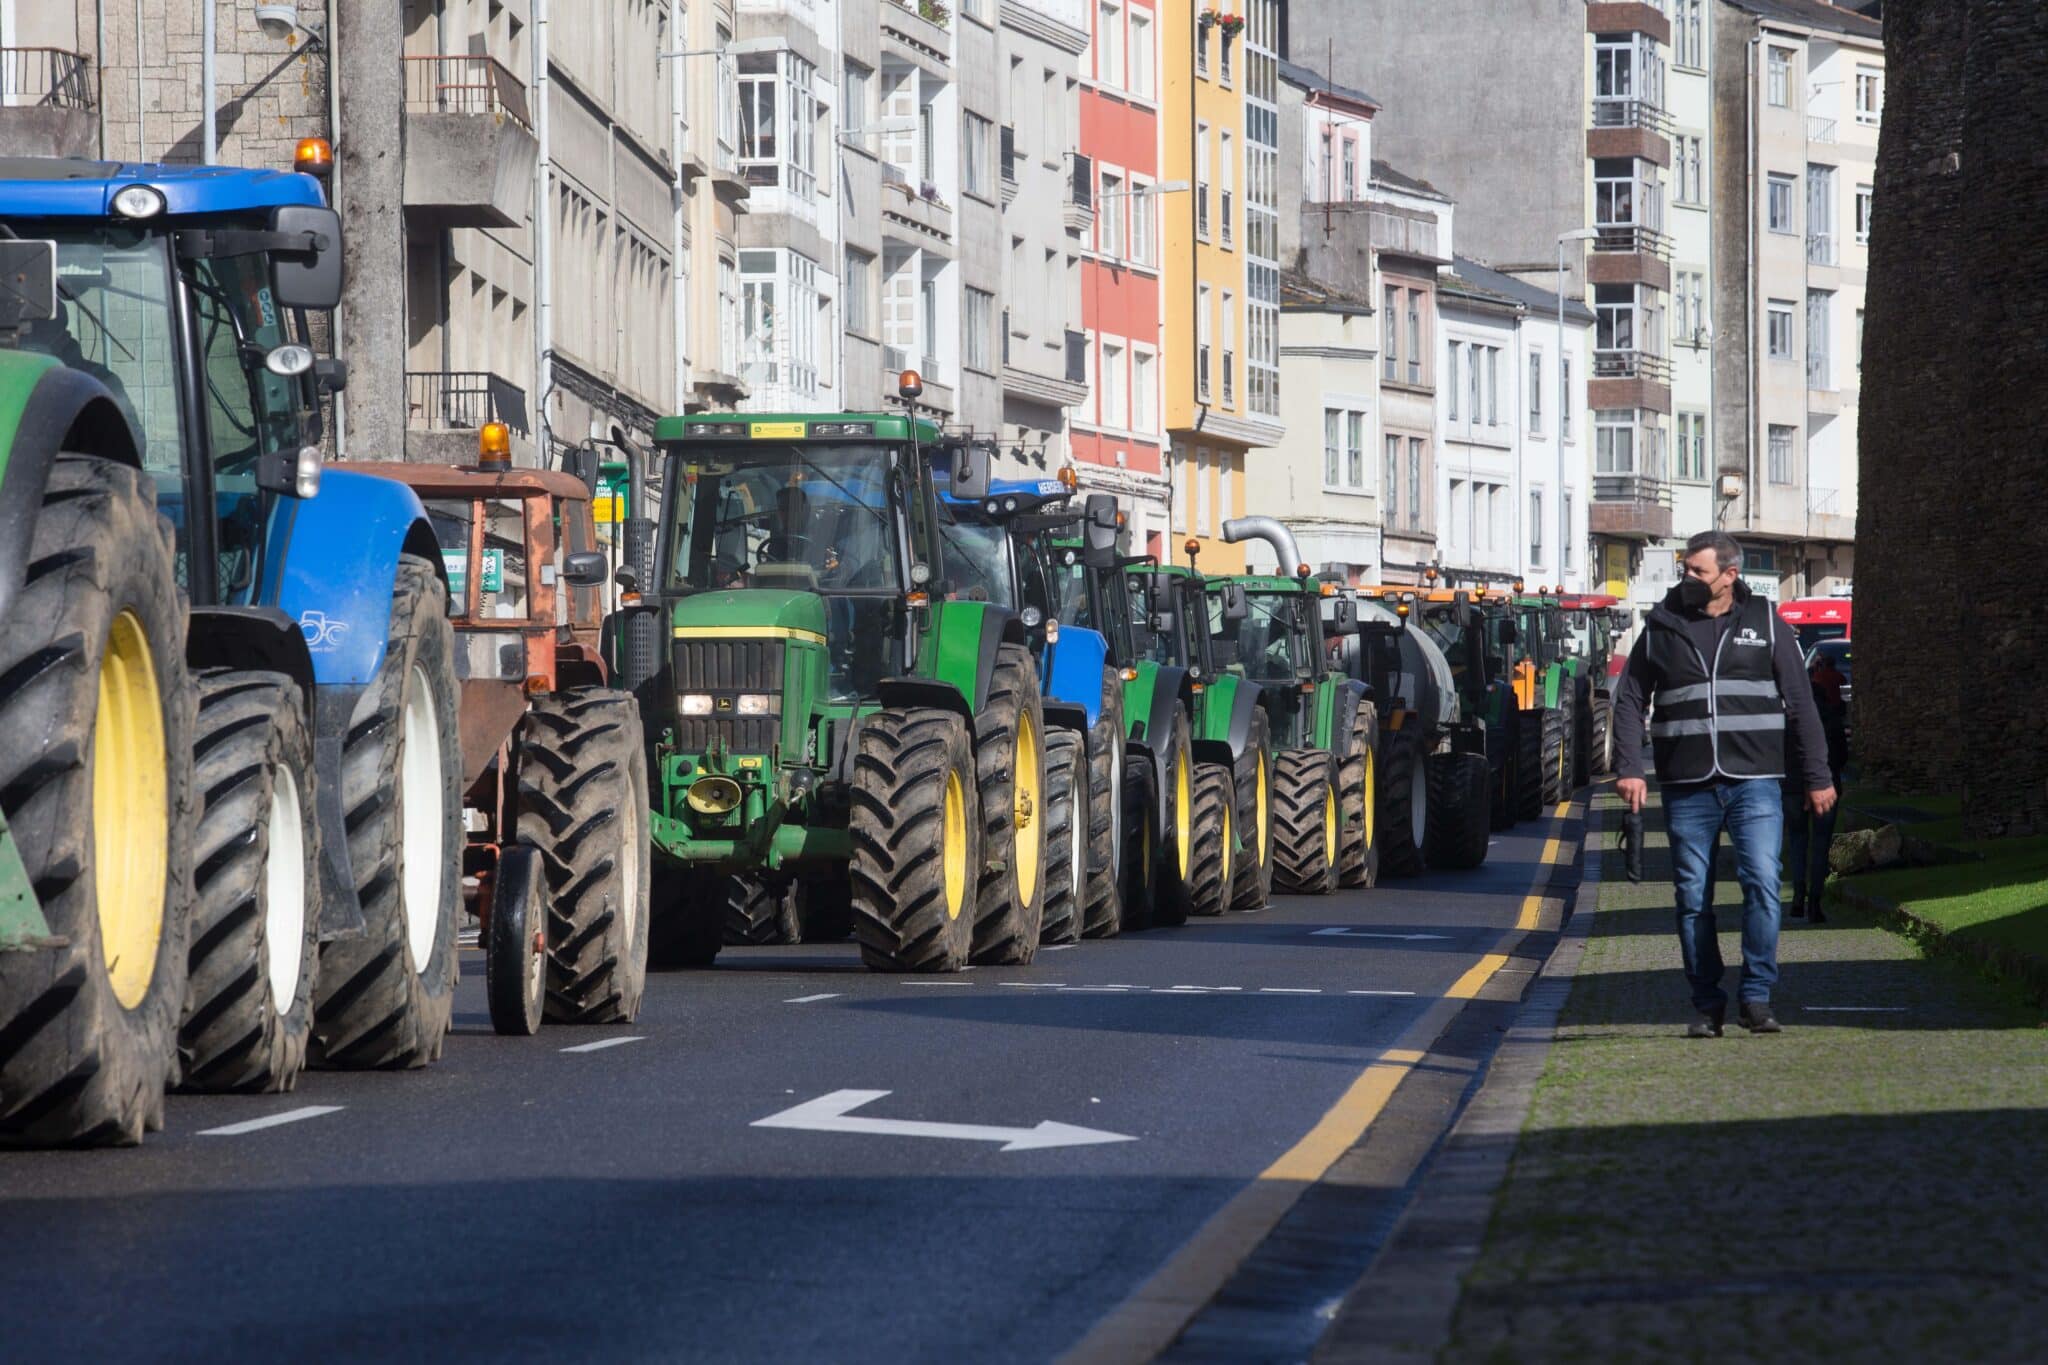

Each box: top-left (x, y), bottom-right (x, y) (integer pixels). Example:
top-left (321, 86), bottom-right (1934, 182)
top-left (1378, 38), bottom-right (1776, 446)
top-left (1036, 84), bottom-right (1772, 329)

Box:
top-left (680, 693), bottom-right (714, 716)
top-left (111, 184), bottom-right (165, 219)
top-left (735, 693), bottom-right (777, 715)
top-left (686, 775), bottom-right (744, 815)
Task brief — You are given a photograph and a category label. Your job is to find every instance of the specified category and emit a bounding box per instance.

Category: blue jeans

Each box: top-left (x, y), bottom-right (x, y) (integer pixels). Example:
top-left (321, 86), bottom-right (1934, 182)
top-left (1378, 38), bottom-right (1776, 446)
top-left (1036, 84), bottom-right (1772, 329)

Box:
top-left (1663, 778), bottom-right (1785, 1009)
top-left (1783, 787), bottom-right (1841, 906)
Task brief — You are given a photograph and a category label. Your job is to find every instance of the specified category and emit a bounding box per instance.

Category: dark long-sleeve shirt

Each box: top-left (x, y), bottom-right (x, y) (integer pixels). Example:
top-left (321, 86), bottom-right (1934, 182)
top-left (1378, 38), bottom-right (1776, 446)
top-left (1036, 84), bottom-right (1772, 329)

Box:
top-left (1611, 604), bottom-right (1833, 791)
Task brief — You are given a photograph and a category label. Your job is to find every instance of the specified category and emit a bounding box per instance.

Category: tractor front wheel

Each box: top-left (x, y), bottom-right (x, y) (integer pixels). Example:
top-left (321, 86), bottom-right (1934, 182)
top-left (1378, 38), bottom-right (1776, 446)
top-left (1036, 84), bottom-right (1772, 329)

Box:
top-left (970, 644), bottom-right (1047, 965)
top-left (1115, 754), bottom-right (1158, 933)
top-left (1080, 670), bottom-right (1126, 938)
top-left (1338, 701), bottom-right (1380, 888)
top-left (1424, 751), bottom-right (1493, 871)
top-left (1187, 762), bottom-right (1236, 917)
top-left (1039, 730), bottom-right (1089, 946)
top-left (1152, 707), bottom-right (1197, 927)
top-left (1272, 748), bottom-right (1341, 895)
top-left (1375, 725), bottom-right (1427, 880)
top-left (1228, 707), bottom-right (1274, 912)
top-left (850, 708), bottom-right (981, 972)
top-left (1539, 706), bottom-right (1569, 807)
top-left (1514, 714), bottom-right (1546, 823)
top-left (1590, 695), bottom-right (1614, 776)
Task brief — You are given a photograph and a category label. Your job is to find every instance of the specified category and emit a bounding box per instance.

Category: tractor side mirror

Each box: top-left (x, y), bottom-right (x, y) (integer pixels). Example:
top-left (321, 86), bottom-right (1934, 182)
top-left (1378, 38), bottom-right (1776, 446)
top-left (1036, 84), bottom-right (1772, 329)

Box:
top-left (947, 442), bottom-right (991, 501)
top-left (1453, 590), bottom-right (1474, 629)
top-left (1219, 582), bottom-right (1249, 623)
top-left (564, 550), bottom-right (610, 587)
top-left (563, 447), bottom-right (601, 496)
top-left (1329, 596), bottom-right (1361, 636)
top-left (1083, 493), bottom-right (1119, 567)
top-left (270, 205), bottom-right (344, 310)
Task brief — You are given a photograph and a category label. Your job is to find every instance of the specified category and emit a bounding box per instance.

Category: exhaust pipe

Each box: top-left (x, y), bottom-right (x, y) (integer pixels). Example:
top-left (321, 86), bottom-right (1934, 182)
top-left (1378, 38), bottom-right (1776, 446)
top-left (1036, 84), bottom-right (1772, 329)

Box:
top-left (1221, 516), bottom-right (1306, 577)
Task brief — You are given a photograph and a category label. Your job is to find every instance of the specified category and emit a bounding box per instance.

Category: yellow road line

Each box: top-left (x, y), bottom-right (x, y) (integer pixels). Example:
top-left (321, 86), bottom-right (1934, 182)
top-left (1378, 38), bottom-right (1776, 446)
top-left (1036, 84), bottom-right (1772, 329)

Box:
top-left (1060, 799), bottom-right (1585, 1365)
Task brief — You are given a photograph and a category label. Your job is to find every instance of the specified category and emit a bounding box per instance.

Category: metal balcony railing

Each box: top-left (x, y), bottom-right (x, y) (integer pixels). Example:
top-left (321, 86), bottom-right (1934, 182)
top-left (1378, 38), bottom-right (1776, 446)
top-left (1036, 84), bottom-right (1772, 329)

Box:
top-left (1590, 98), bottom-right (1672, 135)
top-left (1806, 354), bottom-right (1834, 390)
top-left (1593, 348), bottom-right (1672, 383)
top-left (1806, 231), bottom-right (1836, 266)
top-left (1593, 472), bottom-right (1672, 506)
top-left (402, 54), bottom-right (532, 131)
top-left (1593, 223), bottom-right (1671, 257)
top-left (405, 370), bottom-right (531, 436)
top-left (1807, 115), bottom-right (1837, 143)
top-left (1, 47), bottom-right (93, 108)
top-left (1064, 329), bottom-right (1087, 384)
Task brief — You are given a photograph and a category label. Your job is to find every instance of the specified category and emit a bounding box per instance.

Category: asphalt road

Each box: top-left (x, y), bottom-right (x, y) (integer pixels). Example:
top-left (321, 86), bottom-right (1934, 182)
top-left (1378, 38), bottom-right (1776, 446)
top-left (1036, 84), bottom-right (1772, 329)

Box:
top-left (0, 809), bottom-right (1577, 1363)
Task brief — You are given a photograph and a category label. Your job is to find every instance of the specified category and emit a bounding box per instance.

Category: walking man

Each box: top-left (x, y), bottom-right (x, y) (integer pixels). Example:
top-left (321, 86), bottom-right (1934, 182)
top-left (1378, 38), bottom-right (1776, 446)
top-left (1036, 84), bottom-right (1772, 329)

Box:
top-left (1613, 532), bottom-right (1836, 1036)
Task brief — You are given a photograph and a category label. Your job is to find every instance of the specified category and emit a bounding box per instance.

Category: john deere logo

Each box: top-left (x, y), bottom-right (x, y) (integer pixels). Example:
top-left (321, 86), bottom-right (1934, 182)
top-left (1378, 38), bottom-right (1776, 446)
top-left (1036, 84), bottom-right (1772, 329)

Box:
top-left (716, 696), bottom-right (734, 711)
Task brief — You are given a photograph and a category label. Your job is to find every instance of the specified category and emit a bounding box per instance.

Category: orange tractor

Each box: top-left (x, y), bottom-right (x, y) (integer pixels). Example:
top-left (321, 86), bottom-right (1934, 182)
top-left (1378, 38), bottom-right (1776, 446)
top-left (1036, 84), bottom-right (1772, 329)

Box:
top-left (337, 438), bottom-right (651, 1035)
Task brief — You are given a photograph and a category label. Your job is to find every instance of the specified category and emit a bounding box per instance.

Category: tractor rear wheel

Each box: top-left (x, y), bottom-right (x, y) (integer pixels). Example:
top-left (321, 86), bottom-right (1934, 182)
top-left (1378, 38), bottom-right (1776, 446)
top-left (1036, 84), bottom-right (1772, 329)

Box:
top-left (1115, 753), bottom-right (1158, 933)
top-left (647, 864), bottom-right (723, 968)
top-left (1338, 701), bottom-right (1379, 888)
top-left (1152, 707), bottom-right (1197, 927)
top-left (1187, 762), bottom-right (1236, 917)
top-left (970, 644), bottom-right (1047, 965)
top-left (1590, 695), bottom-right (1614, 776)
top-left (1514, 713), bottom-right (1546, 823)
top-left (179, 671), bottom-right (320, 1093)
top-left (850, 708), bottom-right (981, 972)
top-left (722, 875), bottom-right (799, 946)
top-left (1272, 748), bottom-right (1340, 895)
top-left (311, 556), bottom-right (462, 1070)
top-left (1424, 751), bottom-right (1493, 871)
top-left (1375, 725), bottom-right (1427, 880)
top-left (1039, 730), bottom-right (1088, 945)
top-left (1539, 706), bottom-right (1569, 807)
top-left (1228, 708), bottom-right (1274, 911)
top-left (1080, 670), bottom-right (1126, 938)
top-left (517, 689), bottom-right (650, 1023)
top-left (0, 457), bottom-right (196, 1146)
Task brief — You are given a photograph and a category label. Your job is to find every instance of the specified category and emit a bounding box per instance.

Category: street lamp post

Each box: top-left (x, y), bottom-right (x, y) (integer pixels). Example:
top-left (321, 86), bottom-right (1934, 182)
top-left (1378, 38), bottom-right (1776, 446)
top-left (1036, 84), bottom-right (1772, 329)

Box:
top-left (1558, 227), bottom-right (1598, 587)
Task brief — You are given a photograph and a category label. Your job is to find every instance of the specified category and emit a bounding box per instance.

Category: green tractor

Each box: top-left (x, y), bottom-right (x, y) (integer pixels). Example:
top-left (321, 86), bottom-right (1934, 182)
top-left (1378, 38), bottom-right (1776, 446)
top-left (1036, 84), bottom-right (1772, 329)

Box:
top-left (1558, 592), bottom-right (1627, 783)
top-left (610, 396), bottom-right (1047, 973)
top-left (1208, 518), bottom-right (1376, 896)
top-left (1510, 587), bottom-right (1577, 809)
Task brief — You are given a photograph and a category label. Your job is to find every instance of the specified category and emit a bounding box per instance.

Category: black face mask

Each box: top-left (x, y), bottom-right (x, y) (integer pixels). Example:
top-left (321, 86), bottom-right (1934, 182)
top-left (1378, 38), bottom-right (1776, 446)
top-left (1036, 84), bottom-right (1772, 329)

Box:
top-left (1677, 576), bottom-right (1713, 611)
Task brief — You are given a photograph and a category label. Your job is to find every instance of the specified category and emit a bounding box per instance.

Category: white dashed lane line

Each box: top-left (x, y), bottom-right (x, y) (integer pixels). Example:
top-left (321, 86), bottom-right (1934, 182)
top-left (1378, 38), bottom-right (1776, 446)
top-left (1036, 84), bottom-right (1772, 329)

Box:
top-left (560, 1037), bottom-right (646, 1054)
top-left (888, 982), bottom-right (1424, 998)
top-left (197, 1105), bottom-right (343, 1137)
top-left (784, 993), bottom-right (842, 1004)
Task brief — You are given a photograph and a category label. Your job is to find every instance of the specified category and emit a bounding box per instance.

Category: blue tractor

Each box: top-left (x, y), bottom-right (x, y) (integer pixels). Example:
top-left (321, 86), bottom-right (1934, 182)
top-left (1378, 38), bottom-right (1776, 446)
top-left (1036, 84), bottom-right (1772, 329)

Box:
top-left (0, 155), bottom-right (464, 1145)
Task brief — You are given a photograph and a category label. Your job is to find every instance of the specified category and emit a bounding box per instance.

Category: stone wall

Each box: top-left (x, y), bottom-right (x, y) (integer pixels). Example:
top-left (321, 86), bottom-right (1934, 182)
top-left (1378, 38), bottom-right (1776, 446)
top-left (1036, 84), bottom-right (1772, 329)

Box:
top-left (1857, 0), bottom-right (2048, 835)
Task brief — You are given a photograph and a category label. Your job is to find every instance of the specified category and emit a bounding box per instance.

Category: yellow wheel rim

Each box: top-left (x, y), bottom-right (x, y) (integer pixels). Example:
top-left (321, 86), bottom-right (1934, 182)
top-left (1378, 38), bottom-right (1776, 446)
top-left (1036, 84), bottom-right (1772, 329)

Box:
top-left (1322, 779), bottom-right (1338, 871)
top-left (942, 767), bottom-right (969, 920)
top-left (1174, 752), bottom-right (1192, 879)
top-left (93, 610), bottom-right (169, 1010)
top-left (1255, 751), bottom-right (1270, 866)
top-left (1363, 748), bottom-right (1377, 853)
top-left (1012, 710), bottom-right (1042, 906)
top-left (1220, 797), bottom-right (1233, 891)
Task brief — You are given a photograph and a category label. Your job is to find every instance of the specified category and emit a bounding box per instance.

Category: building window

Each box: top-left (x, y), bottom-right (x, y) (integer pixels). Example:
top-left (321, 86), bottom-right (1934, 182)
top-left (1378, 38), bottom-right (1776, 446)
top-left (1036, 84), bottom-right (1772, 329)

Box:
top-left (1487, 347), bottom-right (1499, 425)
top-left (921, 277), bottom-right (938, 367)
top-left (1529, 352), bottom-right (1543, 434)
top-left (1446, 342), bottom-right (1460, 419)
top-left (1221, 291), bottom-right (1236, 405)
top-left (1195, 445), bottom-right (1212, 534)
top-left (963, 114), bottom-right (992, 198)
top-left (1767, 299), bottom-right (1795, 360)
top-left (1595, 284), bottom-right (1637, 353)
top-left (1467, 345), bottom-right (1480, 423)
top-left (1675, 134), bottom-right (1703, 205)
top-left (1382, 286), bottom-right (1398, 379)
top-left (1595, 411), bottom-right (1636, 475)
top-left (1563, 490), bottom-right (1574, 569)
top-left (737, 65), bottom-right (777, 162)
top-left (1406, 290), bottom-right (1421, 385)
top-left (965, 287), bottom-right (994, 372)
top-left (1099, 3), bottom-right (1123, 88)
top-left (1675, 0), bottom-right (1704, 69)
top-left (1220, 25), bottom-right (1233, 85)
top-left (1675, 411), bottom-right (1707, 481)
top-left (1767, 173), bottom-right (1796, 234)
top-left (1340, 135), bottom-right (1357, 200)
top-left (1856, 308), bottom-right (1865, 373)
top-left (1855, 66), bottom-right (1882, 125)
top-left (1407, 437), bottom-right (1424, 530)
top-left (1384, 435), bottom-right (1400, 522)
top-left (1197, 283), bottom-right (1212, 399)
top-left (1807, 289), bottom-right (1832, 388)
top-left (1768, 424), bottom-right (1795, 484)
top-left (844, 63), bottom-right (871, 134)
top-left (1195, 20), bottom-right (1208, 78)
top-left (1099, 170), bottom-right (1124, 257)
top-left (1346, 410), bottom-right (1365, 488)
top-left (1195, 123), bottom-right (1210, 238)
top-left (1323, 411), bottom-right (1341, 488)
top-left (1561, 356), bottom-right (1573, 439)
top-left (1530, 489), bottom-right (1544, 567)
top-left (1129, 13), bottom-right (1153, 98)
top-left (844, 248), bottom-right (873, 336)
top-left (1767, 46), bottom-right (1793, 108)
top-left (1102, 341), bottom-right (1126, 427)
top-left (1133, 349), bottom-right (1156, 432)
top-left (1130, 183), bottom-right (1155, 266)
top-left (1672, 269), bottom-right (1706, 348)
top-left (1220, 130), bottom-right (1235, 247)
top-left (1595, 34), bottom-right (1664, 115)
top-left (737, 53), bottom-right (819, 200)
top-left (1855, 184), bottom-right (1874, 245)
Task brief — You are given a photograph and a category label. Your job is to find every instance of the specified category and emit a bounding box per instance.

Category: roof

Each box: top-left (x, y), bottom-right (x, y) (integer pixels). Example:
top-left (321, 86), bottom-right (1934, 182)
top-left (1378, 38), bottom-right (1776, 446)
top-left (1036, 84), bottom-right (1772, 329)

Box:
top-left (1277, 60), bottom-right (1380, 112)
top-left (1280, 268), bottom-right (1374, 315)
top-left (1718, 0), bottom-right (1882, 39)
top-left (1451, 255), bottom-right (1596, 325)
top-left (1436, 269), bottom-right (1523, 316)
top-left (1369, 160), bottom-right (1450, 203)
top-left (0, 158), bottom-right (326, 218)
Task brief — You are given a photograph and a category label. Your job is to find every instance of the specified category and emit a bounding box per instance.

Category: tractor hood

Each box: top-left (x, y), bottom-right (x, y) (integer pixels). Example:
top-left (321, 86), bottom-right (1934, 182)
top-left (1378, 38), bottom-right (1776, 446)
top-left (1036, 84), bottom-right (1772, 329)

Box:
top-left (671, 588), bottom-right (829, 641)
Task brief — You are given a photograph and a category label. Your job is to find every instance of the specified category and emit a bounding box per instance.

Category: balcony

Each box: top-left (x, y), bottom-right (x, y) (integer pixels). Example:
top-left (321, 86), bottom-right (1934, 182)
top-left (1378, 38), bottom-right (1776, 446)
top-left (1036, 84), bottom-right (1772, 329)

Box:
top-left (1593, 224), bottom-right (1669, 258)
top-left (1590, 472), bottom-right (1674, 539)
top-left (1806, 231), bottom-right (1836, 266)
top-left (1591, 98), bottom-right (1672, 136)
top-left (404, 370), bottom-right (531, 463)
top-left (880, 162), bottom-right (954, 244)
top-left (1594, 349), bottom-right (1671, 383)
top-left (1066, 153), bottom-right (1094, 234)
top-left (0, 47), bottom-right (95, 158)
top-left (1588, 224), bottom-right (1673, 291)
top-left (882, 0), bottom-right (952, 75)
top-left (1807, 115), bottom-right (1837, 144)
top-left (401, 55), bottom-right (539, 229)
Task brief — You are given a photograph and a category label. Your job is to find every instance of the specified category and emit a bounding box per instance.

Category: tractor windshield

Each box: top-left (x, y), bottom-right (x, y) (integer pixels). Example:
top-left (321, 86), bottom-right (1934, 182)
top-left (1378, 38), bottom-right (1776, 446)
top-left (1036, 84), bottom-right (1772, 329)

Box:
top-left (935, 508), bottom-right (1015, 606)
top-left (1233, 591), bottom-right (1311, 684)
top-left (664, 443), bottom-right (898, 596)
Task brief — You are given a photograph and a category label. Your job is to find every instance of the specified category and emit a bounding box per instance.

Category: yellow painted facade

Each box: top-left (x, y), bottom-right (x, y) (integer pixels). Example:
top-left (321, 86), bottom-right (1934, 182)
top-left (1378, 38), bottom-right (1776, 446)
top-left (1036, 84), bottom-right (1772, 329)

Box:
top-left (1161, 0), bottom-right (1252, 572)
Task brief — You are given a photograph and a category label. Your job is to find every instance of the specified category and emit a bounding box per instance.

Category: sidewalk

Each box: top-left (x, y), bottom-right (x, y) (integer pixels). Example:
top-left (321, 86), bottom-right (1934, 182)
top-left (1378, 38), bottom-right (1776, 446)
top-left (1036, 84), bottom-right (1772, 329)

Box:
top-left (1437, 786), bottom-right (2048, 1364)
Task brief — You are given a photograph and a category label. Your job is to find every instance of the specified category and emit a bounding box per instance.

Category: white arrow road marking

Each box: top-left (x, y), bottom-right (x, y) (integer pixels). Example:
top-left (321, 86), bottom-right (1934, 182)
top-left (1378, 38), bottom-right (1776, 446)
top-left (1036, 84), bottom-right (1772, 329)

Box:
top-left (560, 1036), bottom-right (645, 1053)
top-left (198, 1105), bottom-right (342, 1137)
top-left (1311, 928), bottom-right (1452, 941)
top-left (752, 1089), bottom-right (1138, 1152)
top-left (784, 993), bottom-right (841, 1004)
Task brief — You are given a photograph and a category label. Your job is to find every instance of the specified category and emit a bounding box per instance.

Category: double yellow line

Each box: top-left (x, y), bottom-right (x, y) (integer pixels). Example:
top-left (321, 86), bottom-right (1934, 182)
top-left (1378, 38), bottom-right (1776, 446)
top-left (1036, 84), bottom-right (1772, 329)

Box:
top-left (1061, 803), bottom-right (1581, 1363)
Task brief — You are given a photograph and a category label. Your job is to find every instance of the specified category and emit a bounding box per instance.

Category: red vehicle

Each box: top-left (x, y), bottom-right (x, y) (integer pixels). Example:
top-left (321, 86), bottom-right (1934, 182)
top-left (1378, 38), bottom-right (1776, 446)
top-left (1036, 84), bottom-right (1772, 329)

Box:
top-left (1778, 597), bottom-right (1852, 652)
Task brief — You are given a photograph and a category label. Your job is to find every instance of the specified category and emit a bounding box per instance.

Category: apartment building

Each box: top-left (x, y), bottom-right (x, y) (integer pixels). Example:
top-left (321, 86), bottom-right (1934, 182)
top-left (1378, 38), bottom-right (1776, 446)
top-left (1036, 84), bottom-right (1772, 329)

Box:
top-left (994, 0), bottom-right (1088, 482)
top-left (1070, 0), bottom-right (1168, 549)
top-left (680, 0), bottom-right (752, 411)
top-left (1710, 0), bottom-right (1877, 599)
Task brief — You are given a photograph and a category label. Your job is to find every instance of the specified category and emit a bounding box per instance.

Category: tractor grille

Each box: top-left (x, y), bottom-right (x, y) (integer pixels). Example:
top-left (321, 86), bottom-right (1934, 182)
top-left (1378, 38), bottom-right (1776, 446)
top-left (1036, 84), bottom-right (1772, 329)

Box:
top-left (676, 715), bottom-right (779, 754)
top-left (673, 636), bottom-right (785, 755)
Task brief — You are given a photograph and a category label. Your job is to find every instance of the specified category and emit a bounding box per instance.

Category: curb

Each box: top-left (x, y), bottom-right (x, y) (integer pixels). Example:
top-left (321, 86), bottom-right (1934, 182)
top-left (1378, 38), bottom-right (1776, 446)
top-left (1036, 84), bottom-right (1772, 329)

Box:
top-left (1829, 881), bottom-right (2048, 1007)
top-left (1311, 798), bottom-right (1605, 1364)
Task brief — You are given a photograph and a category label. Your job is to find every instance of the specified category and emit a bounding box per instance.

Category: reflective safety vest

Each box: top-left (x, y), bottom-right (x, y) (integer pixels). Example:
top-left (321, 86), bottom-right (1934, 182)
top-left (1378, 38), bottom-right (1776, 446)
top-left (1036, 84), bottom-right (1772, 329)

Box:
top-left (1642, 592), bottom-right (1786, 783)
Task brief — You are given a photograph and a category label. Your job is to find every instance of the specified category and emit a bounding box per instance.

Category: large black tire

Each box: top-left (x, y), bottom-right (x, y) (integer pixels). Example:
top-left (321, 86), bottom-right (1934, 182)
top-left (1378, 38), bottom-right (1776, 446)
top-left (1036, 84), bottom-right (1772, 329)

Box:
top-left (647, 864), bottom-right (723, 967)
top-left (1151, 706), bottom-right (1197, 927)
top-left (1271, 747), bottom-right (1340, 895)
top-left (1039, 730), bottom-right (1088, 945)
top-left (970, 644), bottom-right (1047, 965)
top-left (179, 671), bottom-right (320, 1093)
top-left (1572, 684), bottom-right (1594, 788)
top-left (1115, 752), bottom-right (1158, 933)
top-left (516, 689), bottom-right (650, 1023)
top-left (1514, 711), bottom-right (1545, 823)
top-left (485, 843), bottom-right (545, 1036)
top-left (0, 457), bottom-right (197, 1146)
top-left (1080, 669), bottom-right (1126, 937)
top-left (1424, 750), bottom-right (1493, 871)
top-left (1338, 700), bottom-right (1379, 888)
top-left (1375, 723), bottom-right (1428, 880)
top-left (1187, 762), bottom-right (1236, 917)
top-left (1539, 706), bottom-right (1569, 806)
top-left (1228, 707), bottom-right (1274, 911)
top-left (1589, 694), bottom-right (1614, 776)
top-left (721, 874), bottom-right (800, 946)
top-left (850, 708), bottom-right (982, 972)
top-left (311, 556), bottom-right (462, 1070)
